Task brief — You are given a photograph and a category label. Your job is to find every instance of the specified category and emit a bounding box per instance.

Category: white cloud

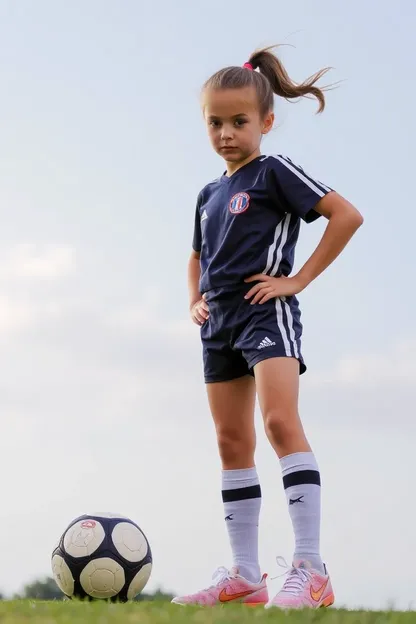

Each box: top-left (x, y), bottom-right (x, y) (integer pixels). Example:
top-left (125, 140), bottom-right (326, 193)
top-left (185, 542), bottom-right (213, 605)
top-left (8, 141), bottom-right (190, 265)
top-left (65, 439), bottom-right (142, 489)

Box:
top-left (305, 340), bottom-right (416, 388)
top-left (0, 244), bottom-right (76, 280)
top-left (0, 295), bottom-right (63, 335)
top-left (106, 301), bottom-right (195, 343)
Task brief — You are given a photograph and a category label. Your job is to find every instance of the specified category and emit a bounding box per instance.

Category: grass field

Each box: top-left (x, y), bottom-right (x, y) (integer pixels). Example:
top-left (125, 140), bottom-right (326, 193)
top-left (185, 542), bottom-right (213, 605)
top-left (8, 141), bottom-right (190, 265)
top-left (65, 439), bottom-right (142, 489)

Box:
top-left (0, 602), bottom-right (413, 624)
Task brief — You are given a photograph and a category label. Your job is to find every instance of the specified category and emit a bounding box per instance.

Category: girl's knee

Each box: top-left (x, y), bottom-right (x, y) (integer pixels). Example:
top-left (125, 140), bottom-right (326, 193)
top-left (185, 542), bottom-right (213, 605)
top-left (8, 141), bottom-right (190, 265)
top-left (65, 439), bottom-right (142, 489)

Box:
top-left (216, 426), bottom-right (254, 466)
top-left (263, 407), bottom-right (302, 446)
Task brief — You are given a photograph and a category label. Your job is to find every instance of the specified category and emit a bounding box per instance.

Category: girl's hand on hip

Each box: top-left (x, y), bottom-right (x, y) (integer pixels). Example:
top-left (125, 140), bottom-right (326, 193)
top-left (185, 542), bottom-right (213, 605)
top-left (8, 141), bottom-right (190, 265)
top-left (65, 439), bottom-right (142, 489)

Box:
top-left (190, 295), bottom-right (210, 325)
top-left (244, 274), bottom-right (304, 305)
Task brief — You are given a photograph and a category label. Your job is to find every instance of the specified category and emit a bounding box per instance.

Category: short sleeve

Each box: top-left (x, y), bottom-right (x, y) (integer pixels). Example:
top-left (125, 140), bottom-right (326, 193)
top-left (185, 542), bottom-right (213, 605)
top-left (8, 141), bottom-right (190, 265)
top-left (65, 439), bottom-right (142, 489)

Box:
top-left (192, 193), bottom-right (202, 252)
top-left (267, 155), bottom-right (334, 223)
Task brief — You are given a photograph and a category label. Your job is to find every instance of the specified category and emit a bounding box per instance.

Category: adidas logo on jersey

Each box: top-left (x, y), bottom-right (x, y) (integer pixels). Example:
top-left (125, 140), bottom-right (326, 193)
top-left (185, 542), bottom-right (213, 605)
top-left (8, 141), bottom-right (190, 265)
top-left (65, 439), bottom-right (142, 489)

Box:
top-left (257, 336), bottom-right (276, 350)
top-left (201, 209), bottom-right (208, 222)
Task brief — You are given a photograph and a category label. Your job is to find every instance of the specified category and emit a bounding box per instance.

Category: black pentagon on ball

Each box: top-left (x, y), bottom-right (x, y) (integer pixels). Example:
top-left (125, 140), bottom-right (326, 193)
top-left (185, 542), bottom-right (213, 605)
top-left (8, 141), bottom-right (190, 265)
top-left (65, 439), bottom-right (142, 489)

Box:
top-left (52, 514), bottom-right (152, 602)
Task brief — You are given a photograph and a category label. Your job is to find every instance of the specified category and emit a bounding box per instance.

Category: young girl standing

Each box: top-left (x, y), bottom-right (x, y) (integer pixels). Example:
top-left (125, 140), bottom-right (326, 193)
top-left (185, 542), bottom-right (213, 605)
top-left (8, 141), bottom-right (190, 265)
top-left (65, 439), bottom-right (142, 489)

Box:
top-left (173, 46), bottom-right (363, 610)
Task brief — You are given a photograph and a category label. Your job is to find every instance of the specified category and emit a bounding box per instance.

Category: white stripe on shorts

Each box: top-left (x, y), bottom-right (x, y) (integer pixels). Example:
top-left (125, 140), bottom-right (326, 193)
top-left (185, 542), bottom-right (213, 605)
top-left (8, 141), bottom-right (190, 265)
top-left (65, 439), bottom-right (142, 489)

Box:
top-left (282, 299), bottom-right (299, 359)
top-left (274, 297), bottom-right (292, 357)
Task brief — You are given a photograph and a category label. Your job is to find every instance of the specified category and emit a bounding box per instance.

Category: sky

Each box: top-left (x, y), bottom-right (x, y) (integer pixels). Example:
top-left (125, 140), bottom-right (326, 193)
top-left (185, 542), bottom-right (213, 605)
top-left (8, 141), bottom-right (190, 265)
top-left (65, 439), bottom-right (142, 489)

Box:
top-left (0, 0), bottom-right (415, 611)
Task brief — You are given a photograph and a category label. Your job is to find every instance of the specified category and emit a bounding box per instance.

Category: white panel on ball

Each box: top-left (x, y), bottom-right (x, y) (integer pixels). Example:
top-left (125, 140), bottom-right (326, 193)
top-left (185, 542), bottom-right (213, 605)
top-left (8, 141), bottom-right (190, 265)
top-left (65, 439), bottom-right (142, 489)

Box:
top-left (80, 558), bottom-right (125, 599)
top-left (127, 563), bottom-right (153, 600)
top-left (64, 520), bottom-right (105, 558)
top-left (111, 522), bottom-right (148, 563)
top-left (51, 555), bottom-right (74, 596)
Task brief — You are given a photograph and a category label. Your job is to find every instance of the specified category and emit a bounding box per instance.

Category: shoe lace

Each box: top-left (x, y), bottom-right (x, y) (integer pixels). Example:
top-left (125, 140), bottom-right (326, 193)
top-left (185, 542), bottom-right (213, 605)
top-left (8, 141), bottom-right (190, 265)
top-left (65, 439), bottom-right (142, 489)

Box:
top-left (206, 566), bottom-right (234, 590)
top-left (271, 556), bottom-right (312, 596)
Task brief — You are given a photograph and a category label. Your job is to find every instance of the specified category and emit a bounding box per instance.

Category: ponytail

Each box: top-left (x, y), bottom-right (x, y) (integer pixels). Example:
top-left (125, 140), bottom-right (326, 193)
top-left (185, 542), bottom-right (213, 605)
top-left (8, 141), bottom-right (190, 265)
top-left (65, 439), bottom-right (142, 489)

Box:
top-left (203, 45), bottom-right (333, 115)
top-left (248, 46), bottom-right (331, 113)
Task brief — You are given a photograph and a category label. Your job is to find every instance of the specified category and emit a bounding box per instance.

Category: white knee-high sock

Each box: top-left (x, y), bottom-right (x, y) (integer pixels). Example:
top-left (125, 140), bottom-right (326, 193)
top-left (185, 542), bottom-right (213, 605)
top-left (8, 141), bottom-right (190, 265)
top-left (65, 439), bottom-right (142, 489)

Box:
top-left (280, 452), bottom-right (324, 574)
top-left (222, 467), bottom-right (262, 583)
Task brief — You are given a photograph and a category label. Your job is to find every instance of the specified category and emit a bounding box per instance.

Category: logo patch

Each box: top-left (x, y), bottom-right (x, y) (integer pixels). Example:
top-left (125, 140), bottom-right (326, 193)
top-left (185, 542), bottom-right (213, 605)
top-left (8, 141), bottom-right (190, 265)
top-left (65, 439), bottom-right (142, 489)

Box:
top-left (257, 337), bottom-right (276, 350)
top-left (229, 192), bottom-right (250, 214)
top-left (289, 495), bottom-right (304, 505)
top-left (80, 520), bottom-right (96, 529)
top-left (219, 588), bottom-right (254, 603)
top-left (310, 578), bottom-right (329, 602)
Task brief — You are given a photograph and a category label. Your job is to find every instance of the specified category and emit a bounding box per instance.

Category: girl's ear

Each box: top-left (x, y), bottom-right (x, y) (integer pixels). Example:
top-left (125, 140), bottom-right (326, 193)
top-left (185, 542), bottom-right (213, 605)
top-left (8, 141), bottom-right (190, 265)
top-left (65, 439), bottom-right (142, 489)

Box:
top-left (262, 111), bottom-right (274, 135)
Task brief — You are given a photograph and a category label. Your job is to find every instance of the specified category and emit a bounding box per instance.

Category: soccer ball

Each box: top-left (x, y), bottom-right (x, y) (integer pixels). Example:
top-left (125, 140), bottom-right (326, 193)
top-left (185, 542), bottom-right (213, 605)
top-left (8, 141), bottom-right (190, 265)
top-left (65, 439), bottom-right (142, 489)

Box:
top-left (51, 512), bottom-right (152, 601)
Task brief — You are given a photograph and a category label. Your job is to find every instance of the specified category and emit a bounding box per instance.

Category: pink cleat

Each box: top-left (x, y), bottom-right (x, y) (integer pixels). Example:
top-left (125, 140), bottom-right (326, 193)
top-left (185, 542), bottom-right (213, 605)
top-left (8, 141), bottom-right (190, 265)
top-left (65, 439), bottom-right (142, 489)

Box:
top-left (171, 566), bottom-right (269, 607)
top-left (266, 558), bottom-right (334, 610)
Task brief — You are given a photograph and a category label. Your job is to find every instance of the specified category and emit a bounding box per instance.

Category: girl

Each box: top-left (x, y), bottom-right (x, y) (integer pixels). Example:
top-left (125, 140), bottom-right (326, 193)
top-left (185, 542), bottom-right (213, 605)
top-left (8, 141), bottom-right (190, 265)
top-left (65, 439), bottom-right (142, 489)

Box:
top-left (172, 46), bottom-right (363, 610)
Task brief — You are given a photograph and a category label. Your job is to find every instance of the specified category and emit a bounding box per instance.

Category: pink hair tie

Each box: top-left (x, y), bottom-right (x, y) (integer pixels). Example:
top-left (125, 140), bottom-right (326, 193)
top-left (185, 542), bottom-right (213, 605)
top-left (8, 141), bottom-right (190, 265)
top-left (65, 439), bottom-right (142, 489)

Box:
top-left (243, 62), bottom-right (253, 70)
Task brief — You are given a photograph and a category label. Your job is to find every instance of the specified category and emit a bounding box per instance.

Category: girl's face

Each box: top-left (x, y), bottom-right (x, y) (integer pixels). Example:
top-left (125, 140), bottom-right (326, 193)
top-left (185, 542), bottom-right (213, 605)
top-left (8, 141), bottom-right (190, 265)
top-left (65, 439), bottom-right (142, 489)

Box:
top-left (203, 86), bottom-right (274, 168)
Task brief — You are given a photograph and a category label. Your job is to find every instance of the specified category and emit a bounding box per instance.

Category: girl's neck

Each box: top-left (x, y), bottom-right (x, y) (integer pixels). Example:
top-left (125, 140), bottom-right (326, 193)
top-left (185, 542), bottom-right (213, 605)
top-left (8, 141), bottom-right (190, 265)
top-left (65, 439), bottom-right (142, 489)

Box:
top-left (225, 149), bottom-right (262, 177)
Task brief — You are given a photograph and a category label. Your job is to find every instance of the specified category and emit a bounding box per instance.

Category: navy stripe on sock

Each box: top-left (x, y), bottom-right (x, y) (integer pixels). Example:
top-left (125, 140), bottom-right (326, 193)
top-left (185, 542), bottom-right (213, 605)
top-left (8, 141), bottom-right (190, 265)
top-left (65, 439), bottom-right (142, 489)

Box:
top-left (221, 484), bottom-right (262, 503)
top-left (283, 469), bottom-right (321, 489)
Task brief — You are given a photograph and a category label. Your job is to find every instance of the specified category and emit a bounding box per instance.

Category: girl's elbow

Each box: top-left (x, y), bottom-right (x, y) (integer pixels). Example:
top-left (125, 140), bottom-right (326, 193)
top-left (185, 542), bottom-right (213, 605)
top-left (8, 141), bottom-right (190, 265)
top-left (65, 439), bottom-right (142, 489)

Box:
top-left (352, 209), bottom-right (364, 229)
top-left (341, 203), bottom-right (364, 230)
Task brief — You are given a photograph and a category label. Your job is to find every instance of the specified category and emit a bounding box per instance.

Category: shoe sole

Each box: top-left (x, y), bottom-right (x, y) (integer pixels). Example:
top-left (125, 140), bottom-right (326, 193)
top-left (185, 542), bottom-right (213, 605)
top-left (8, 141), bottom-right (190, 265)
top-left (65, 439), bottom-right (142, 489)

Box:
top-left (172, 599), bottom-right (268, 607)
top-left (265, 593), bottom-right (335, 610)
top-left (320, 593), bottom-right (335, 608)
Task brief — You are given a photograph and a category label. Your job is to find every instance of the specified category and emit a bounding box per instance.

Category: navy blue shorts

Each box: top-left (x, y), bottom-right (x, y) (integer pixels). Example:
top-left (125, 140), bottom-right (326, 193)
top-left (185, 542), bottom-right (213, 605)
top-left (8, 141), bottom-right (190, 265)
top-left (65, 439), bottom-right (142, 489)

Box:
top-left (200, 286), bottom-right (306, 383)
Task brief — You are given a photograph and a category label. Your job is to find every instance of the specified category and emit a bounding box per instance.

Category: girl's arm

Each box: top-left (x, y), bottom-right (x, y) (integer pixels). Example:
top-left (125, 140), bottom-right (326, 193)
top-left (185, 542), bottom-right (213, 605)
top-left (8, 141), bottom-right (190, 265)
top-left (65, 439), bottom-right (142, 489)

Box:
top-left (244, 191), bottom-right (363, 303)
top-left (188, 250), bottom-right (209, 325)
top-left (188, 251), bottom-right (202, 310)
top-left (295, 191), bottom-right (364, 291)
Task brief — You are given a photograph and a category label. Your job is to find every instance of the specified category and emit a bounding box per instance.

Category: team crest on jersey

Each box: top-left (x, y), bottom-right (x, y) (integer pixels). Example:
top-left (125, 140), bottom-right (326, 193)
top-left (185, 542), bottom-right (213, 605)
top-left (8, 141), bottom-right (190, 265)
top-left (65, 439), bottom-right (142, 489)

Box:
top-left (229, 192), bottom-right (250, 214)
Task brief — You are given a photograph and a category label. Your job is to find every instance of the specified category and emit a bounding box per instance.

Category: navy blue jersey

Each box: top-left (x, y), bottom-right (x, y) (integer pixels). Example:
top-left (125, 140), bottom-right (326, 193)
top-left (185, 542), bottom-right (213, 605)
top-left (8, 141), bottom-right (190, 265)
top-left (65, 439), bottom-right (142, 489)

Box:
top-left (193, 154), bottom-right (333, 294)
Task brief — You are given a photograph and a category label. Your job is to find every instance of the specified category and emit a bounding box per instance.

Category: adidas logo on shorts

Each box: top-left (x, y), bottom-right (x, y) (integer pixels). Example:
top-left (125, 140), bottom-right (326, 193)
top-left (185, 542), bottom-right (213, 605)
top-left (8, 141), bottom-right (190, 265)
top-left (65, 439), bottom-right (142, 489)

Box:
top-left (257, 336), bottom-right (276, 350)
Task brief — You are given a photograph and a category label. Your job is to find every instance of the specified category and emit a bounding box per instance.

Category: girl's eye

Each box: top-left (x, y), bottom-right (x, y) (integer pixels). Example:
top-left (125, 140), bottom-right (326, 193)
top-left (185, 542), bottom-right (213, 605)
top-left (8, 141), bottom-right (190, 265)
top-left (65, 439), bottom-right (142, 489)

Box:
top-left (209, 120), bottom-right (221, 128)
top-left (235, 119), bottom-right (247, 127)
